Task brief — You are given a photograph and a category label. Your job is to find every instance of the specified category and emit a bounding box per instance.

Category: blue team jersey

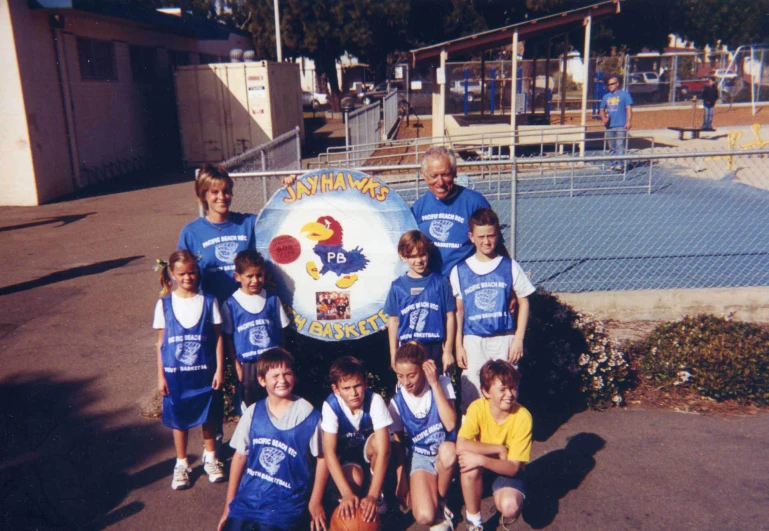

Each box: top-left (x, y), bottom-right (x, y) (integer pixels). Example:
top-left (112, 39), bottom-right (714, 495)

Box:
top-left (385, 273), bottom-right (452, 343)
top-left (177, 212), bottom-right (257, 303)
top-left (392, 385), bottom-right (456, 457)
top-left (325, 390), bottom-right (374, 465)
top-left (159, 294), bottom-right (217, 430)
top-left (228, 400), bottom-right (321, 529)
top-left (456, 258), bottom-right (515, 336)
top-left (224, 291), bottom-right (283, 363)
top-left (411, 186), bottom-right (490, 277)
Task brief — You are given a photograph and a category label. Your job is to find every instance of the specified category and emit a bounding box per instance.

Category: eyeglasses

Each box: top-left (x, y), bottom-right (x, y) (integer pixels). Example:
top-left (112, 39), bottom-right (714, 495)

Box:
top-left (608, 82), bottom-right (618, 87)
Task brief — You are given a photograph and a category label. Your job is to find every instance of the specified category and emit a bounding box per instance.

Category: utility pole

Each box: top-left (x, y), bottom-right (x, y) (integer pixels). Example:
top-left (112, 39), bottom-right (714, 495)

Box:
top-left (273, 0), bottom-right (282, 61)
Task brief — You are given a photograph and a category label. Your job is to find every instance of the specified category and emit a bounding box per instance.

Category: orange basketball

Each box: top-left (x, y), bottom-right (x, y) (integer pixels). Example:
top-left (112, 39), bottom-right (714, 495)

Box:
top-left (329, 505), bottom-right (381, 531)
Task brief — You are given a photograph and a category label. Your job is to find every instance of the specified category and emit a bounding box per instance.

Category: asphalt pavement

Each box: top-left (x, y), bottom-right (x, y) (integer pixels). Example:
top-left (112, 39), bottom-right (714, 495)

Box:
top-left (1, 171), bottom-right (768, 530)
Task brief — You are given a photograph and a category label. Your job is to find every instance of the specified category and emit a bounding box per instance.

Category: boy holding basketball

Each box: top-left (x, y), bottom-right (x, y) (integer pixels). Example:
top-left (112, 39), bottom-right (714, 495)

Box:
top-left (450, 208), bottom-right (535, 412)
top-left (322, 356), bottom-right (392, 523)
top-left (457, 360), bottom-right (532, 530)
top-left (218, 348), bottom-right (328, 531)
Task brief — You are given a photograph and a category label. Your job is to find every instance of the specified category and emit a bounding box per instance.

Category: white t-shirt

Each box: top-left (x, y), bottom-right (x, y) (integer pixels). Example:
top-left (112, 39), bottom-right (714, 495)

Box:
top-left (220, 289), bottom-right (291, 335)
top-left (450, 255), bottom-right (536, 300)
top-left (321, 392), bottom-right (393, 434)
top-left (230, 397), bottom-right (322, 457)
top-left (388, 375), bottom-right (455, 433)
top-left (152, 292), bottom-right (222, 329)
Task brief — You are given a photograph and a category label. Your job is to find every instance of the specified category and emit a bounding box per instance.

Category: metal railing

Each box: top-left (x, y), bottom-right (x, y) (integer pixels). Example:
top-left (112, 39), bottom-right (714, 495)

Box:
top-left (383, 90), bottom-right (399, 139)
top-left (216, 148), bottom-right (769, 292)
top-left (345, 102), bottom-right (382, 164)
top-left (318, 125), bottom-right (592, 168)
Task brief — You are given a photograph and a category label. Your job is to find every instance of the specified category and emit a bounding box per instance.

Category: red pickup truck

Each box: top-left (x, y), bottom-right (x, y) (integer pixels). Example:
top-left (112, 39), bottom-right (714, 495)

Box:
top-left (675, 78), bottom-right (710, 99)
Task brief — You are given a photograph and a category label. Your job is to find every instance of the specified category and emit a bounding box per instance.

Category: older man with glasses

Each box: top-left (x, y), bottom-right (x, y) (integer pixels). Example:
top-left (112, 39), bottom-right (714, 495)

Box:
top-left (599, 75), bottom-right (633, 172)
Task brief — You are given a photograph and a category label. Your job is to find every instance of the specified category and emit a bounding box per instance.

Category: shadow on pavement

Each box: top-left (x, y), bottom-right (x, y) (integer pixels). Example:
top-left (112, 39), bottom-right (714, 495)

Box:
top-left (0, 372), bottom-right (166, 530)
top-left (0, 213), bottom-right (96, 233)
top-left (522, 432), bottom-right (606, 529)
top-left (0, 256), bottom-right (144, 296)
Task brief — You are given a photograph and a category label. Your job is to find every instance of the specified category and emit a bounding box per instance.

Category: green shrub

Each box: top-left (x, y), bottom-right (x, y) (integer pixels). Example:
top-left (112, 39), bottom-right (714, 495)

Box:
top-left (630, 315), bottom-right (769, 405)
top-left (520, 289), bottom-right (630, 410)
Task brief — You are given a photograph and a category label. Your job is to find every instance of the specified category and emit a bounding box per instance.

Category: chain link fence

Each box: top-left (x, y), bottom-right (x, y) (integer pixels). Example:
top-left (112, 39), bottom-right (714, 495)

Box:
top-left (207, 126), bottom-right (301, 215)
top-left (205, 146), bottom-right (769, 293)
top-left (382, 90), bottom-right (399, 139)
top-left (346, 101), bottom-right (382, 164)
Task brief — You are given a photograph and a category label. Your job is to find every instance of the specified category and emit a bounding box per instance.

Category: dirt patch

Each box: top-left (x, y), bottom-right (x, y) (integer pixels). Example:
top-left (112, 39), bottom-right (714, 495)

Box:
top-left (553, 104), bottom-right (766, 131)
top-left (624, 382), bottom-right (767, 417)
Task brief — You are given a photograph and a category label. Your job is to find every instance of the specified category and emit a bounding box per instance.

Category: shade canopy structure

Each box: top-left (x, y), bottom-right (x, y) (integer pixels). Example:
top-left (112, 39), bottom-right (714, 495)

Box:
top-left (409, 0), bottom-right (622, 152)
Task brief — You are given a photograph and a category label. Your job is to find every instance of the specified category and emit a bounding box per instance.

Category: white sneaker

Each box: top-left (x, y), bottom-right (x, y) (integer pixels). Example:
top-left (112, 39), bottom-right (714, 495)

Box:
top-left (429, 520), bottom-right (453, 531)
top-left (203, 454), bottom-right (225, 483)
top-left (466, 525), bottom-right (484, 531)
top-left (171, 464), bottom-right (191, 490)
top-left (500, 515), bottom-right (519, 530)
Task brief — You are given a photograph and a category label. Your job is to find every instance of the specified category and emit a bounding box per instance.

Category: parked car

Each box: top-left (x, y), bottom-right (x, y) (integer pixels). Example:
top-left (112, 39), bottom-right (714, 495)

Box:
top-left (357, 81), bottom-right (404, 105)
top-left (627, 72), bottom-right (665, 102)
top-left (710, 69), bottom-right (738, 80)
top-left (302, 91), bottom-right (328, 110)
top-left (450, 80), bottom-right (484, 101)
top-left (675, 77), bottom-right (710, 99)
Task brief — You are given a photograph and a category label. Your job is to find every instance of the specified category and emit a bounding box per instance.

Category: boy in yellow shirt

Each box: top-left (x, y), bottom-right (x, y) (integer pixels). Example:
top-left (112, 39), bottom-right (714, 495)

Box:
top-left (456, 360), bottom-right (532, 530)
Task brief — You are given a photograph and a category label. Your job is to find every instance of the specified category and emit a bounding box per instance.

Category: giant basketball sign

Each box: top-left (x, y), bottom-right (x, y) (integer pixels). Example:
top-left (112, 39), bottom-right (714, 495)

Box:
top-left (256, 169), bottom-right (418, 341)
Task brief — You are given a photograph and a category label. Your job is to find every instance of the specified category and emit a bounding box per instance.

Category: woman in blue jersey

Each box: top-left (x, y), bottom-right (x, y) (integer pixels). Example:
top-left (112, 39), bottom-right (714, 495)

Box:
top-left (178, 164), bottom-right (257, 305)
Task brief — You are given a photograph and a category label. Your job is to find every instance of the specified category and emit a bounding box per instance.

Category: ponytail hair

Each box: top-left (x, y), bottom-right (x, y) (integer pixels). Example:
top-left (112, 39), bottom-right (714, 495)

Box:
top-left (158, 249), bottom-right (199, 297)
top-left (195, 163), bottom-right (234, 211)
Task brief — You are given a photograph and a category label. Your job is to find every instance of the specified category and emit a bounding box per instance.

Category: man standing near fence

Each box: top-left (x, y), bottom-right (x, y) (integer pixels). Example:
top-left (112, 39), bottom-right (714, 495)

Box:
top-left (600, 75), bottom-right (633, 172)
top-left (701, 77), bottom-right (719, 131)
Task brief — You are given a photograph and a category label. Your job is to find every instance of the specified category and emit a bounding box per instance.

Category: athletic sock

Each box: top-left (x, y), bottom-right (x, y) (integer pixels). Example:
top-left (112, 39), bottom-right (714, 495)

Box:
top-left (467, 511), bottom-right (482, 527)
top-left (176, 457), bottom-right (189, 469)
top-left (203, 450), bottom-right (216, 464)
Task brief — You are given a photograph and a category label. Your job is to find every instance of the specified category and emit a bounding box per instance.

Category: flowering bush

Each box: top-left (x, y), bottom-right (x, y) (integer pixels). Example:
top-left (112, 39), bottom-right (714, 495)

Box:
top-left (630, 314), bottom-right (769, 405)
top-left (574, 313), bottom-right (630, 408)
top-left (520, 289), bottom-right (630, 410)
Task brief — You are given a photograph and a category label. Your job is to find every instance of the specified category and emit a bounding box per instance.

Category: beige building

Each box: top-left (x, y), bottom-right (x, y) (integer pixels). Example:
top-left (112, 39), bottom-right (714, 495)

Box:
top-left (1, 0), bottom-right (253, 206)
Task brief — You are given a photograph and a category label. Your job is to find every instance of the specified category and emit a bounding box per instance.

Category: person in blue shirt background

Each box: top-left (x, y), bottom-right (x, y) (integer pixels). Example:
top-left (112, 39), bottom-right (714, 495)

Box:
top-left (599, 76), bottom-right (633, 172)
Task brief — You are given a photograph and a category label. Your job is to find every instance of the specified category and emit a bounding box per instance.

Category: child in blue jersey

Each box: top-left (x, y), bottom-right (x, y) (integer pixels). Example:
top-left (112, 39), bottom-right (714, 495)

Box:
top-left (222, 250), bottom-right (291, 410)
top-left (153, 250), bottom-right (225, 490)
top-left (219, 348), bottom-right (329, 531)
top-left (385, 230), bottom-right (456, 374)
top-left (457, 360), bottom-right (532, 531)
top-left (451, 208), bottom-right (535, 414)
top-left (389, 342), bottom-right (457, 531)
top-left (322, 356), bottom-right (392, 523)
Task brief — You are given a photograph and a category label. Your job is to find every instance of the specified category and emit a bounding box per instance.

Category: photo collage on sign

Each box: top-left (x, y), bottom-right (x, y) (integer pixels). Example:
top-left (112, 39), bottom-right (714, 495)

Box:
top-left (315, 291), bottom-right (351, 321)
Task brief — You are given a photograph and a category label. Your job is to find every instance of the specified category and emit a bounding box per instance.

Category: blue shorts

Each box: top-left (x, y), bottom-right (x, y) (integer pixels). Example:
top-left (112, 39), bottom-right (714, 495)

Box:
top-left (485, 471), bottom-right (526, 499)
top-left (223, 518), bottom-right (292, 531)
top-left (410, 451), bottom-right (439, 476)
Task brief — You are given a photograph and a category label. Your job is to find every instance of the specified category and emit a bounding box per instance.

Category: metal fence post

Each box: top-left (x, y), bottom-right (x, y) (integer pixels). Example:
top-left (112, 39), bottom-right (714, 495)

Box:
top-left (294, 126), bottom-right (301, 170)
top-left (344, 109), bottom-right (350, 165)
top-left (260, 150), bottom-right (267, 202)
top-left (510, 160), bottom-right (518, 259)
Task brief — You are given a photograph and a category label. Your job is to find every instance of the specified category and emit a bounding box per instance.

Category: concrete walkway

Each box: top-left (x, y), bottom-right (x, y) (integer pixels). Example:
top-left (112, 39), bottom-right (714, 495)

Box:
top-left (1, 172), bottom-right (768, 530)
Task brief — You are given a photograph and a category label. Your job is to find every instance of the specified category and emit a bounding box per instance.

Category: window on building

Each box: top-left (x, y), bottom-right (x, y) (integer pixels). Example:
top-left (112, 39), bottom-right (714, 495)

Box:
top-left (77, 38), bottom-right (116, 81)
top-left (130, 46), bottom-right (159, 82)
top-left (199, 54), bottom-right (220, 65)
top-left (169, 50), bottom-right (190, 68)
